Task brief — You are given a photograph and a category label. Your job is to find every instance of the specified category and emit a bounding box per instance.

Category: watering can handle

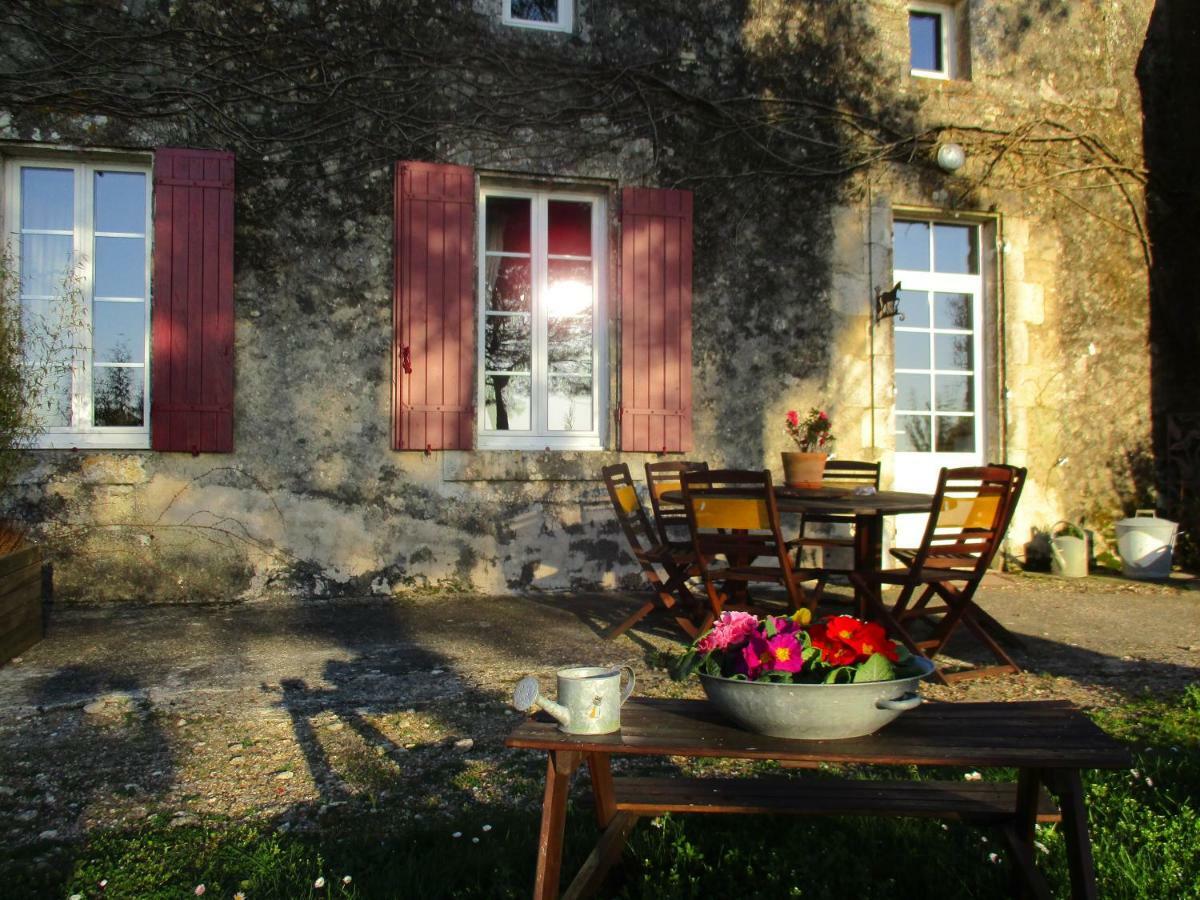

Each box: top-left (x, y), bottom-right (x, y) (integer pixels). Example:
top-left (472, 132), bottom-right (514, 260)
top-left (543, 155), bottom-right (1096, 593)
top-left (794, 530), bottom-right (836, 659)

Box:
top-left (618, 666), bottom-right (636, 705)
top-left (1135, 509), bottom-right (1157, 518)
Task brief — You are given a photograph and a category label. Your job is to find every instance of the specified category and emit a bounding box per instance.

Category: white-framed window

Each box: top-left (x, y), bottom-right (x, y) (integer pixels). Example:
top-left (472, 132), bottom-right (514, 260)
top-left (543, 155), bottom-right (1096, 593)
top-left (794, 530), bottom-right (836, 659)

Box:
top-left (892, 219), bottom-right (983, 455)
top-left (4, 158), bottom-right (151, 449)
top-left (502, 0), bottom-right (573, 33)
top-left (908, 2), bottom-right (957, 79)
top-left (477, 186), bottom-right (607, 450)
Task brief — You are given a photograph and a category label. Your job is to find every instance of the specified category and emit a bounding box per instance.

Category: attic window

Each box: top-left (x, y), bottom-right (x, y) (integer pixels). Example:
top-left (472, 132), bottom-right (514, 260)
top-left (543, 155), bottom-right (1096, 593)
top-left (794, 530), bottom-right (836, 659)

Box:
top-left (908, 2), bottom-right (957, 79)
top-left (503, 0), bottom-right (573, 33)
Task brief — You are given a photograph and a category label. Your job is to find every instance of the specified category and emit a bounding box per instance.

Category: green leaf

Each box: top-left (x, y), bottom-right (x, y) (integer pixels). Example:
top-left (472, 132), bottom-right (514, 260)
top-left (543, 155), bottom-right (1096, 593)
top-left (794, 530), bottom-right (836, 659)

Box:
top-left (668, 650), bottom-right (696, 681)
top-left (823, 667), bottom-right (851, 684)
top-left (764, 616), bottom-right (778, 638)
top-left (853, 652), bottom-right (896, 684)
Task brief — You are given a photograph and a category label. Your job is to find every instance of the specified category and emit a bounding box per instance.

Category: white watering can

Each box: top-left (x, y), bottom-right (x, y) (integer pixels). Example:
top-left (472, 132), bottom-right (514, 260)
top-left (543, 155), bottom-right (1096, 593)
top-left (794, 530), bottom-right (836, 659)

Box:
top-left (513, 666), bottom-right (636, 735)
top-left (1049, 521), bottom-right (1089, 578)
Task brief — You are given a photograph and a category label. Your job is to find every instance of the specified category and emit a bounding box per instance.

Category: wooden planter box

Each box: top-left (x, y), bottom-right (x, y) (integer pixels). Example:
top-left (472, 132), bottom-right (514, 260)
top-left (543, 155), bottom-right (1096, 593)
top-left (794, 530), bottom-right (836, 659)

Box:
top-left (0, 543), bottom-right (43, 665)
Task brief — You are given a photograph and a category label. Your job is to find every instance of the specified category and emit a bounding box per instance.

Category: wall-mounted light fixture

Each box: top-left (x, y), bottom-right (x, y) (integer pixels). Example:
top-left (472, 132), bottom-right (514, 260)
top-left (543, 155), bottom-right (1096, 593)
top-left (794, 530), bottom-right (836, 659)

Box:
top-left (875, 281), bottom-right (904, 323)
top-left (936, 142), bottom-right (966, 173)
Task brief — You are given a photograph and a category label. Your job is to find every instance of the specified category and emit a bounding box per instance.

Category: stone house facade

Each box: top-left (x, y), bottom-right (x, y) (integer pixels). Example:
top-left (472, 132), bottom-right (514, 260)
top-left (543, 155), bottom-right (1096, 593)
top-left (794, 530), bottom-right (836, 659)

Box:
top-left (0, 1), bottom-right (1157, 601)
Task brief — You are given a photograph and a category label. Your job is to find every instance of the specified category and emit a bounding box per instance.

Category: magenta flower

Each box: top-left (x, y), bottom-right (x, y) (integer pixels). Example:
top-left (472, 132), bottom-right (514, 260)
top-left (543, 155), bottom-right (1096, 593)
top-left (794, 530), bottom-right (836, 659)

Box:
top-left (738, 634), bottom-right (770, 679)
top-left (696, 611), bottom-right (759, 653)
top-left (764, 633), bottom-right (804, 672)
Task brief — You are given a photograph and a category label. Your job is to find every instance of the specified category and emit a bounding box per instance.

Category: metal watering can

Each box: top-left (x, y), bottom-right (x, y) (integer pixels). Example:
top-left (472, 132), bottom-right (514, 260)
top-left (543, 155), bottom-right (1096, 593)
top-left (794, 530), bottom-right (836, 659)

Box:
top-left (1049, 521), bottom-right (1088, 578)
top-left (513, 666), bottom-right (636, 734)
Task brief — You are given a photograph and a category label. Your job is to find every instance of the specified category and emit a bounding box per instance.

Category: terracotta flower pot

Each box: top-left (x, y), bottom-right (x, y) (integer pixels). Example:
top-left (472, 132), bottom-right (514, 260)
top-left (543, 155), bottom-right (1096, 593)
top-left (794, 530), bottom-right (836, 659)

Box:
top-left (782, 452), bottom-right (826, 488)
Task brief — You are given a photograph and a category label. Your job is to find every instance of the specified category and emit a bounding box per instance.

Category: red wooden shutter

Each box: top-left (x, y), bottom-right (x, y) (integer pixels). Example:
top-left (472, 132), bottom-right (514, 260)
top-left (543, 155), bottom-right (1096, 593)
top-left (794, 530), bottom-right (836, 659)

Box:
top-left (393, 161), bottom-right (476, 451)
top-left (619, 187), bottom-right (694, 452)
top-left (151, 148), bottom-right (235, 453)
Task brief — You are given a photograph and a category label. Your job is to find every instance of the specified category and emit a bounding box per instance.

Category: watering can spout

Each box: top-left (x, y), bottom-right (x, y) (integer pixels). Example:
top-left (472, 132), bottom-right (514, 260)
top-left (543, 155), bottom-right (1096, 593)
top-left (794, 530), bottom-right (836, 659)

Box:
top-left (512, 675), bottom-right (573, 729)
top-left (537, 697), bottom-right (572, 728)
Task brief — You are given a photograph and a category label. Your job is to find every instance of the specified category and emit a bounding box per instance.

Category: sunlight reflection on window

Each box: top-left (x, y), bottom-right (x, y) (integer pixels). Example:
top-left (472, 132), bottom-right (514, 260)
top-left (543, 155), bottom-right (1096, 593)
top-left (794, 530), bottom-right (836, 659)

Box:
top-left (545, 278), bottom-right (592, 318)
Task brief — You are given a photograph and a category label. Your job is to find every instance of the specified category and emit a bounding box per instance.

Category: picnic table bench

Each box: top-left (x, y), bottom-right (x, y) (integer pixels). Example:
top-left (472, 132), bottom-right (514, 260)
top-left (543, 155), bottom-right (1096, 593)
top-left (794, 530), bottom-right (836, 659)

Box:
top-left (505, 697), bottom-right (1130, 900)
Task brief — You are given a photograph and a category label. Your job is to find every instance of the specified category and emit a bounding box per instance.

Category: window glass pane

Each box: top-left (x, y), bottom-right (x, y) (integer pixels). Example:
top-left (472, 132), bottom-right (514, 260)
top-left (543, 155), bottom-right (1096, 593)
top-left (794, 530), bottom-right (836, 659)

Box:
top-left (934, 333), bottom-right (973, 371)
top-left (485, 257), bottom-right (531, 312)
top-left (936, 415), bottom-right (974, 452)
top-left (895, 331), bottom-right (930, 370)
top-left (933, 292), bottom-right (972, 329)
top-left (548, 376), bottom-right (592, 431)
top-left (19, 233), bottom-right (73, 297)
top-left (893, 221), bottom-right (930, 271)
top-left (485, 375), bottom-right (531, 431)
top-left (94, 171), bottom-right (146, 234)
top-left (896, 373), bottom-right (931, 411)
top-left (94, 236), bottom-right (146, 299)
top-left (21, 167), bottom-right (73, 231)
top-left (909, 12), bottom-right (943, 71)
top-left (896, 414), bottom-right (931, 452)
top-left (484, 314), bottom-right (531, 373)
top-left (485, 197), bottom-right (531, 254)
top-left (547, 259), bottom-right (592, 317)
top-left (896, 289), bottom-right (929, 328)
top-left (548, 314), bottom-right (592, 376)
top-left (93, 301), bottom-right (146, 364)
top-left (27, 366), bottom-right (72, 428)
top-left (510, 0), bottom-right (558, 23)
top-left (935, 374), bottom-right (973, 412)
top-left (933, 224), bottom-right (977, 274)
top-left (94, 367), bottom-right (144, 427)
top-left (548, 201), bottom-right (590, 256)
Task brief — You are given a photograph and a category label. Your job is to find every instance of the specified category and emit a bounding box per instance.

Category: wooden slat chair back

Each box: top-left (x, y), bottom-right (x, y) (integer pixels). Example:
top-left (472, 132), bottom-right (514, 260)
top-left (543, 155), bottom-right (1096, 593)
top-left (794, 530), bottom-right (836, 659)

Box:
top-left (601, 463), bottom-right (701, 640)
top-left (791, 459), bottom-right (882, 604)
top-left (645, 460), bottom-right (710, 547)
top-left (681, 469), bottom-right (814, 628)
top-left (850, 465), bottom-right (1022, 683)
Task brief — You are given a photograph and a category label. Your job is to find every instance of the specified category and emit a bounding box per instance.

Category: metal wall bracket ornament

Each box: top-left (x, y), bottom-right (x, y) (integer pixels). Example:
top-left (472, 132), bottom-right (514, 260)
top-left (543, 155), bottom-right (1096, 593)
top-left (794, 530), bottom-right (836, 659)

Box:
top-left (875, 282), bottom-right (904, 323)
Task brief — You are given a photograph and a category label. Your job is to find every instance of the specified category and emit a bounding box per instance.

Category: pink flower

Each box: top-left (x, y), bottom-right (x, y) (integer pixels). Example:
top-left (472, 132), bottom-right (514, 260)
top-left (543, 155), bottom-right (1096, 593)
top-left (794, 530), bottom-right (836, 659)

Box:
top-left (696, 611), bottom-right (759, 653)
top-left (786, 410), bottom-right (800, 426)
top-left (818, 411), bottom-right (828, 420)
top-left (764, 633), bottom-right (805, 673)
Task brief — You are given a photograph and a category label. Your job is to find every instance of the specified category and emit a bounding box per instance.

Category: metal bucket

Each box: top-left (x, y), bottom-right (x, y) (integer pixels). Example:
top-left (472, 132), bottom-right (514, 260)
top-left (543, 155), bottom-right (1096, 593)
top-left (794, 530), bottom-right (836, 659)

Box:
top-left (1116, 509), bottom-right (1178, 580)
top-left (699, 656), bottom-right (935, 740)
top-left (1050, 522), bottom-right (1088, 578)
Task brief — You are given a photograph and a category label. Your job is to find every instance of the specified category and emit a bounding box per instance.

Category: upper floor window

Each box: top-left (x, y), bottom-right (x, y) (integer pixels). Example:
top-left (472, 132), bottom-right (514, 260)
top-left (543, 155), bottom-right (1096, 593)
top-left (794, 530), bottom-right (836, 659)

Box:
top-left (477, 186), bottom-right (606, 450)
top-left (502, 0), bottom-right (573, 33)
top-left (908, 2), bottom-right (958, 79)
top-left (4, 158), bottom-right (151, 448)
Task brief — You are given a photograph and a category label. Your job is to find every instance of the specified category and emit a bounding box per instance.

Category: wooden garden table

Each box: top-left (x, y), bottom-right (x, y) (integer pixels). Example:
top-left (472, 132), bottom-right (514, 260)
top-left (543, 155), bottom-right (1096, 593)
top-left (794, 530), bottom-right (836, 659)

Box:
top-left (506, 697), bottom-right (1130, 900)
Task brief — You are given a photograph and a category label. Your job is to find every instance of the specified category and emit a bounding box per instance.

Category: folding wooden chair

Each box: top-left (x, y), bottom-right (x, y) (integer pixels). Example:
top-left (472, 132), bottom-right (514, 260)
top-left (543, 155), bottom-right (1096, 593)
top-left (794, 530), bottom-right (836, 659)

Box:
top-left (850, 465), bottom-right (1022, 684)
top-left (681, 469), bottom-right (817, 633)
top-left (790, 459), bottom-right (881, 605)
top-left (645, 460), bottom-right (710, 547)
top-left (601, 463), bottom-right (702, 640)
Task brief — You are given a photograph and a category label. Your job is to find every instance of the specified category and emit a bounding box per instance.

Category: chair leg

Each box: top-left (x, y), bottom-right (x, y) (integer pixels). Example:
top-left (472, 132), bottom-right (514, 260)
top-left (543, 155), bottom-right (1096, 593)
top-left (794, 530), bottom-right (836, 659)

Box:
top-left (852, 574), bottom-right (945, 684)
top-left (603, 600), bottom-right (656, 640)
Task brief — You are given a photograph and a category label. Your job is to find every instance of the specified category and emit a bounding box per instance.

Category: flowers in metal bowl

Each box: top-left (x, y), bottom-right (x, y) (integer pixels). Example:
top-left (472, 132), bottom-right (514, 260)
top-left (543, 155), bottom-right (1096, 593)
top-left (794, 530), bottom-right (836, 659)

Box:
top-left (671, 610), bottom-right (925, 685)
top-left (785, 407), bottom-right (835, 453)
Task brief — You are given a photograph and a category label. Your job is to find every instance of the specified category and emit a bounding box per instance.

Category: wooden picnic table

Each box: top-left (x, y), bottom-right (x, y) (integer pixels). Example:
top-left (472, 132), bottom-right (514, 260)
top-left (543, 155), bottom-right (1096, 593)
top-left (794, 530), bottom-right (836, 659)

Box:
top-left (506, 697), bottom-right (1130, 899)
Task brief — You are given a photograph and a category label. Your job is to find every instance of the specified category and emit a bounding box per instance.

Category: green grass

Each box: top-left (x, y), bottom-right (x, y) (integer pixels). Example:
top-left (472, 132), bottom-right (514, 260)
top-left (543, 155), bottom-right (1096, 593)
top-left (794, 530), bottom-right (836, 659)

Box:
top-left (4, 686), bottom-right (1198, 899)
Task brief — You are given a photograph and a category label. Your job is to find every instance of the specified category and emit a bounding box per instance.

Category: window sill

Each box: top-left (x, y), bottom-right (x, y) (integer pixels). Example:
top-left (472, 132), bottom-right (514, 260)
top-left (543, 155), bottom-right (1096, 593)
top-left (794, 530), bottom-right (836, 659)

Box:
top-left (443, 449), bottom-right (625, 482)
top-left (31, 432), bottom-right (150, 451)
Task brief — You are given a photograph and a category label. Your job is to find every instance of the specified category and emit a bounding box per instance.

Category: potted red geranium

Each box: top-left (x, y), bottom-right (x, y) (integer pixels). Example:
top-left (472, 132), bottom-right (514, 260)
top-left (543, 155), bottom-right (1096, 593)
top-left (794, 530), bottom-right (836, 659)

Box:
top-left (782, 408), bottom-right (835, 488)
top-left (671, 610), bottom-right (934, 739)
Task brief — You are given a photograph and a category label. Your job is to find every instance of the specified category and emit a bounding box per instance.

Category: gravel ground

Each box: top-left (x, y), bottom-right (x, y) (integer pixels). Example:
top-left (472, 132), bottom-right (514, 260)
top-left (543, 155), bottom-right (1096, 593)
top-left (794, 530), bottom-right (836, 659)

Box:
top-left (0, 573), bottom-right (1197, 854)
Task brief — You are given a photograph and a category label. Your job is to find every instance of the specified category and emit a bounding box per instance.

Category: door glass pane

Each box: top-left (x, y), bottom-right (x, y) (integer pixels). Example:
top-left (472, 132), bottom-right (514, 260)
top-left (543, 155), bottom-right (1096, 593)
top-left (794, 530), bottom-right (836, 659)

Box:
top-left (895, 331), bottom-right (931, 370)
top-left (548, 376), bottom-right (592, 431)
top-left (548, 201), bottom-right (591, 256)
top-left (94, 236), bottom-right (146, 298)
top-left (93, 301), bottom-right (145, 364)
top-left (484, 375), bottom-right (531, 430)
top-left (484, 314), bottom-right (531, 373)
top-left (510, 0), bottom-right (558, 23)
top-left (909, 12), bottom-right (942, 71)
top-left (933, 292), bottom-right (972, 329)
top-left (94, 367), bottom-right (144, 427)
top-left (933, 224), bottom-right (977, 274)
top-left (21, 168), bottom-right (73, 230)
top-left (934, 333), bottom-right (973, 371)
top-left (94, 171), bottom-right (146, 234)
top-left (893, 221), bottom-right (930, 271)
top-left (896, 373), bottom-right (931, 411)
top-left (19, 233), bottom-right (73, 297)
top-left (896, 414), bottom-right (932, 452)
top-left (548, 314), bottom-right (592, 375)
top-left (485, 258), bottom-right (531, 312)
top-left (547, 259), bottom-right (593, 317)
top-left (484, 197), bottom-right (531, 254)
top-left (935, 374), bottom-right (973, 412)
top-left (936, 415), bottom-right (974, 452)
top-left (897, 289), bottom-right (930, 328)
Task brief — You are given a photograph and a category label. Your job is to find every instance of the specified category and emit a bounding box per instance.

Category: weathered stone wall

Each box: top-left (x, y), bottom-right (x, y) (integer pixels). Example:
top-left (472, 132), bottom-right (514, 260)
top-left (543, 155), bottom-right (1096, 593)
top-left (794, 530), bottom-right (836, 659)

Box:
top-left (0, 0), bottom-right (1155, 600)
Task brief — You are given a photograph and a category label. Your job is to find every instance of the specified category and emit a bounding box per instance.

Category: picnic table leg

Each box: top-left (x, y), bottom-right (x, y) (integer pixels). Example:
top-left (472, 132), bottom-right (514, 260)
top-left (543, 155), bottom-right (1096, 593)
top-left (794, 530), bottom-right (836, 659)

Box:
top-left (586, 753), bottom-right (617, 828)
top-left (1044, 769), bottom-right (1099, 900)
top-left (534, 750), bottom-right (582, 900)
top-left (1008, 767), bottom-right (1048, 899)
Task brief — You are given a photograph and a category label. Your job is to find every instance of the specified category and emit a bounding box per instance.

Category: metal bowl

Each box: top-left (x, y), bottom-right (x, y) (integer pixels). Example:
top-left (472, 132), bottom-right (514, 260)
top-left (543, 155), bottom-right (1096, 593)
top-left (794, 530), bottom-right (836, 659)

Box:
top-left (699, 656), bottom-right (936, 740)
